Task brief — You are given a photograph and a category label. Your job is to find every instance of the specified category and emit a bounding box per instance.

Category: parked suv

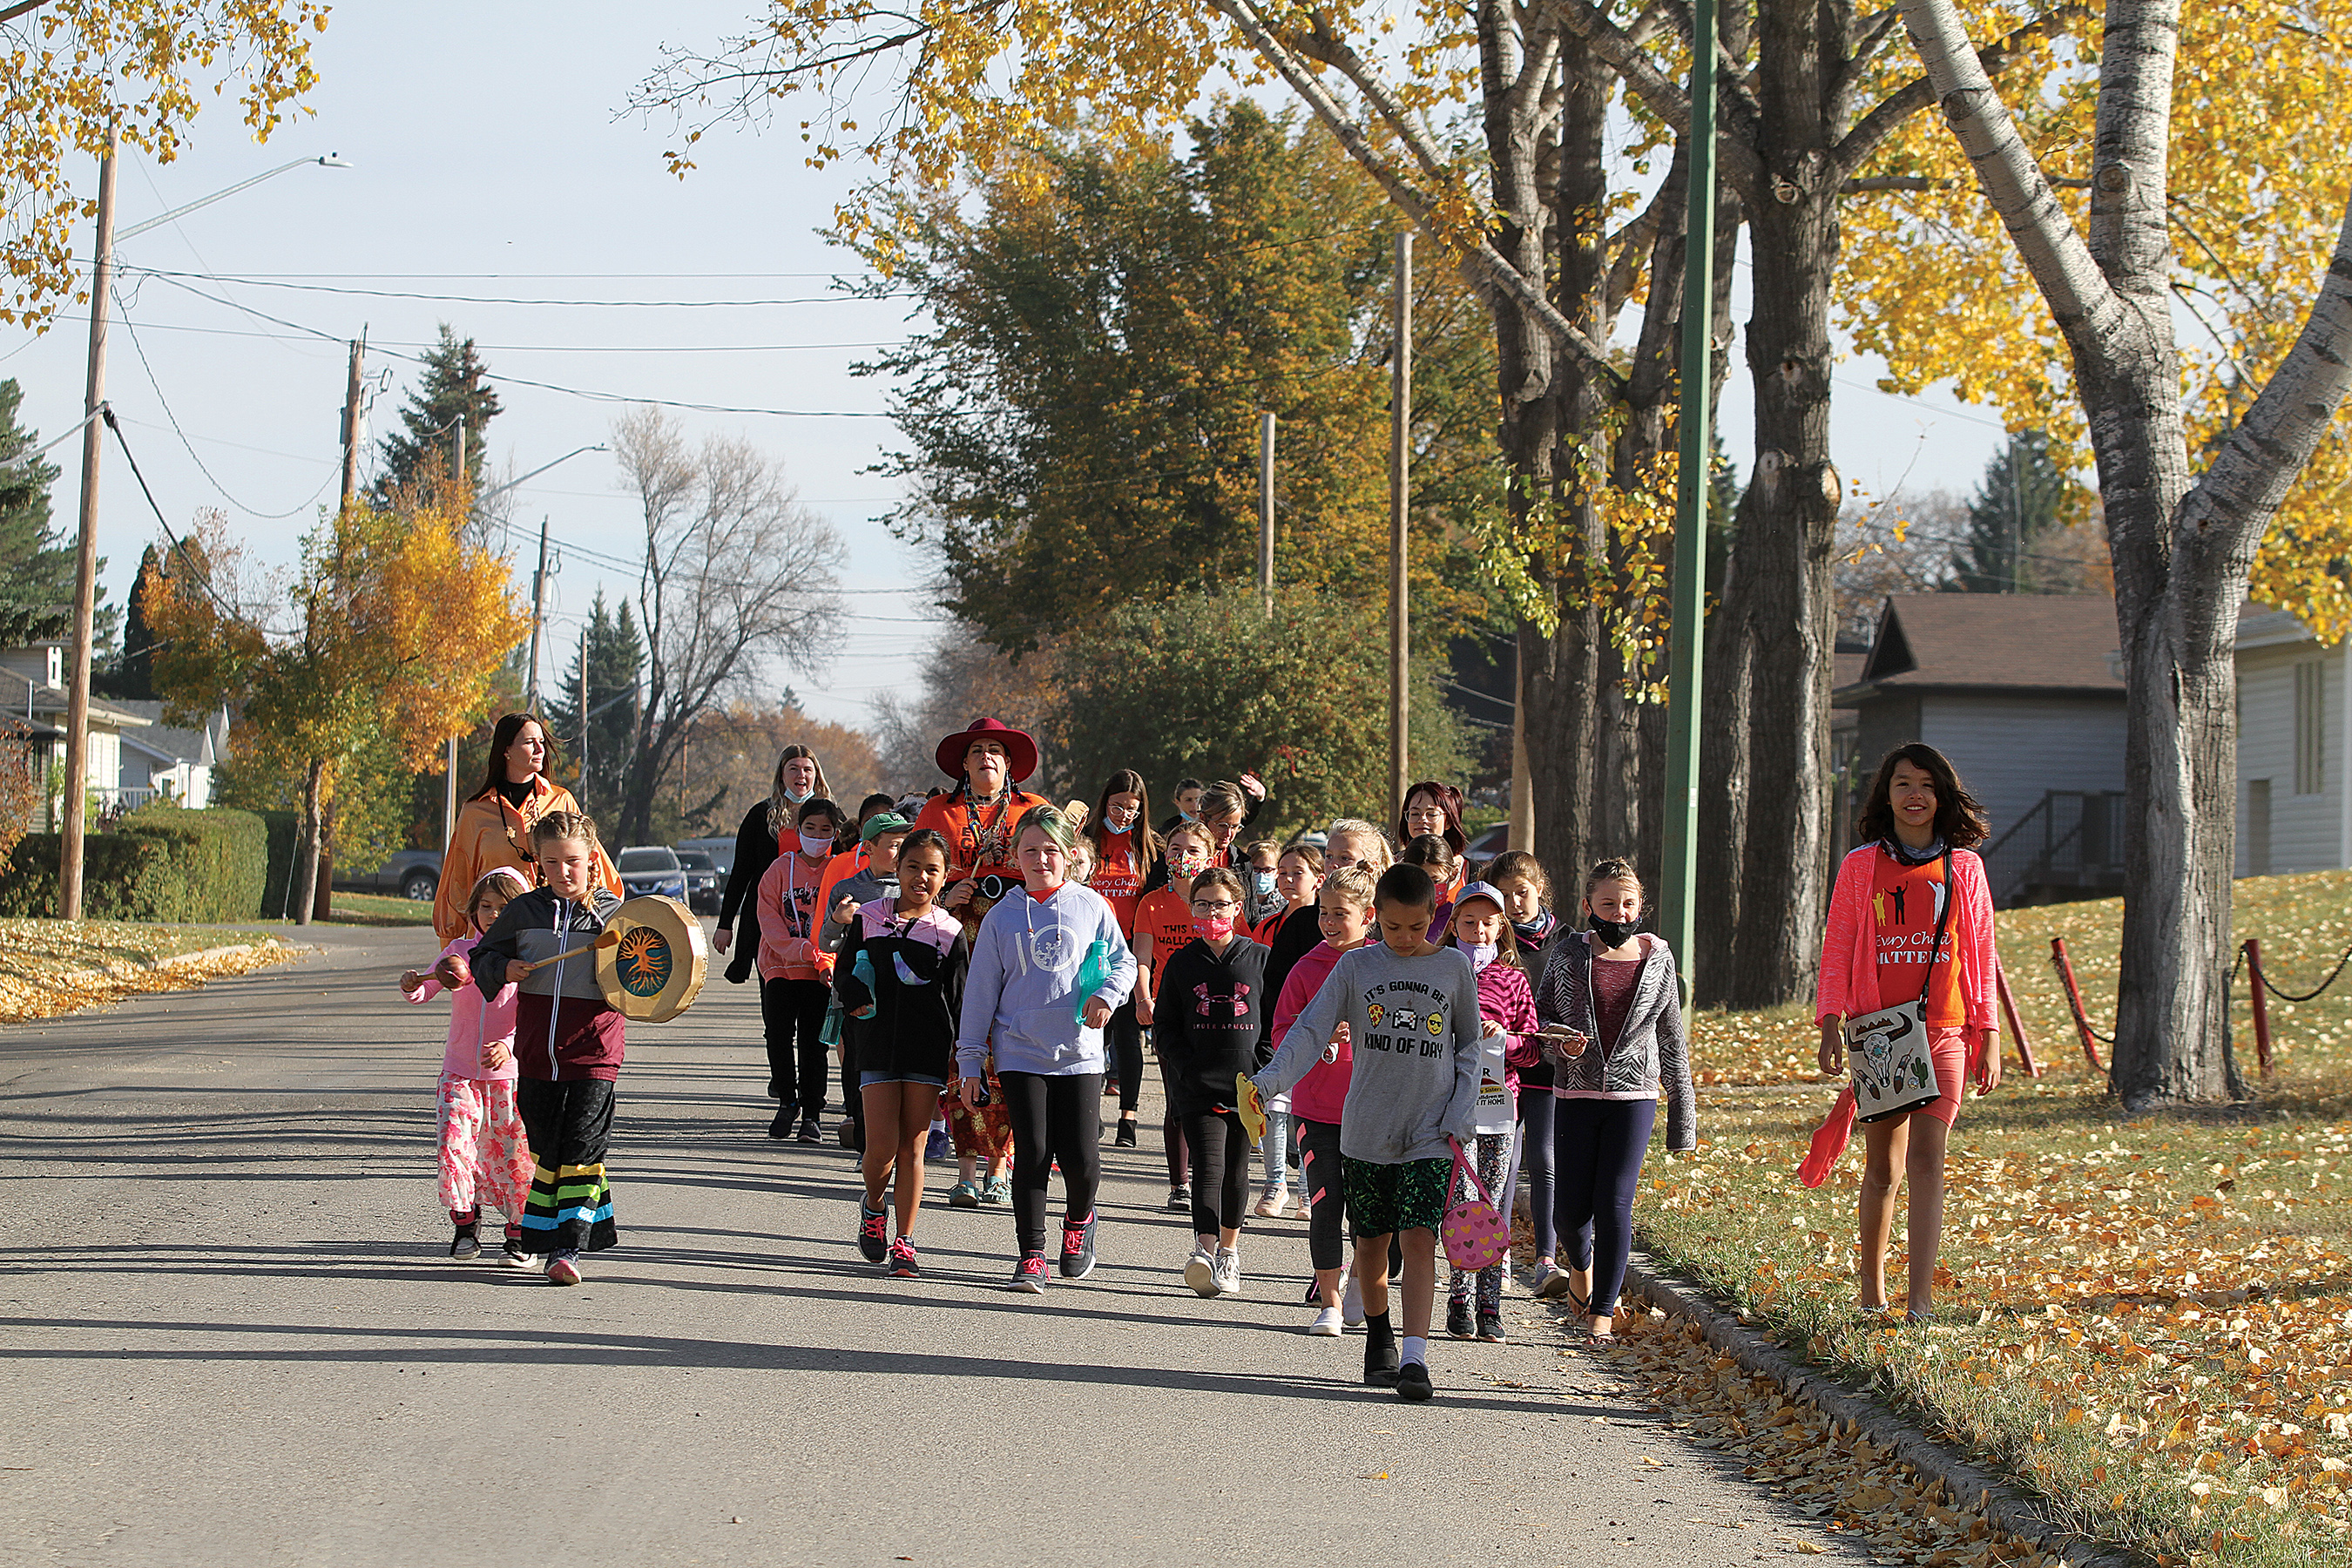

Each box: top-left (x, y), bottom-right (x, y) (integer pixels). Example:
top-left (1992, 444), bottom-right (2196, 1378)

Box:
top-left (674, 835), bottom-right (737, 877)
top-left (341, 848), bottom-right (444, 902)
top-left (615, 845), bottom-right (688, 902)
top-left (673, 848), bottom-right (722, 914)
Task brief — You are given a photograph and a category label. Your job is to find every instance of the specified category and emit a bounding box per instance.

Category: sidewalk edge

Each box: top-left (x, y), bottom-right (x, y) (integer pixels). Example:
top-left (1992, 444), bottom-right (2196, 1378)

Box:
top-left (1621, 1251), bottom-right (2152, 1568)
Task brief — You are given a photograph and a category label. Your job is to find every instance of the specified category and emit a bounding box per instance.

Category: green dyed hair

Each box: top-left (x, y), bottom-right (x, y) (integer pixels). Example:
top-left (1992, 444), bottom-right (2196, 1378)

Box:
top-left (1017, 803), bottom-right (1080, 855)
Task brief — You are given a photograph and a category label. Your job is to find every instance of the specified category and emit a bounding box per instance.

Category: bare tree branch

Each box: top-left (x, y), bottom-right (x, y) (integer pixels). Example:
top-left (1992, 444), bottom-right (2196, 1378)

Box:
top-left (1548, 0), bottom-right (1766, 196)
top-left (1836, 1), bottom-right (2089, 179)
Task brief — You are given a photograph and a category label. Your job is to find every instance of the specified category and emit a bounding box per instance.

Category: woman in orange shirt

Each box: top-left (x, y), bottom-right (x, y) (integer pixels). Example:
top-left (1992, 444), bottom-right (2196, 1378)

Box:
top-left (1134, 819), bottom-right (1215, 1213)
top-left (909, 717), bottom-right (1050, 909)
top-left (433, 713), bottom-right (618, 943)
top-left (1084, 768), bottom-right (1160, 1148)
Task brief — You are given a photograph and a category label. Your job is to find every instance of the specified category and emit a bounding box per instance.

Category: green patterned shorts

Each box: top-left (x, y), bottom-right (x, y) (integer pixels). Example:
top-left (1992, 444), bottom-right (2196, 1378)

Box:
top-left (1342, 1154), bottom-right (1451, 1239)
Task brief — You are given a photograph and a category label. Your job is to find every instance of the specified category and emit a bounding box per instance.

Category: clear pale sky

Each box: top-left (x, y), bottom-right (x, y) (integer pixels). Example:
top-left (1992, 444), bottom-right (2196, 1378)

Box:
top-left (0, 3), bottom-right (2011, 730)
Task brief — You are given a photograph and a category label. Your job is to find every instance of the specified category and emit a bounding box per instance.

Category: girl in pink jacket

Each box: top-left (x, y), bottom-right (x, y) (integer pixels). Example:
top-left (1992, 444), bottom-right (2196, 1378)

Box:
top-left (1807, 743), bottom-right (2003, 1323)
top-left (1261, 864), bottom-right (1378, 1336)
top-left (401, 866), bottom-right (536, 1266)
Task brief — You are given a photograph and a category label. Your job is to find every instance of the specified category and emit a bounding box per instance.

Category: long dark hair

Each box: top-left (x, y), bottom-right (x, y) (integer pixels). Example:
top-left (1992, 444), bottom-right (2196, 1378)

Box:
top-left (473, 713), bottom-right (558, 800)
top-left (1396, 780), bottom-right (1468, 858)
top-left (1085, 768), bottom-right (1161, 863)
top-left (1855, 742), bottom-right (1990, 850)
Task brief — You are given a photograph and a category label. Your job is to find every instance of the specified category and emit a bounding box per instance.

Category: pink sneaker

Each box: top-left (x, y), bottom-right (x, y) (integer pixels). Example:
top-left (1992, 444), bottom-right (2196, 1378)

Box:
top-left (546, 1253), bottom-right (582, 1286)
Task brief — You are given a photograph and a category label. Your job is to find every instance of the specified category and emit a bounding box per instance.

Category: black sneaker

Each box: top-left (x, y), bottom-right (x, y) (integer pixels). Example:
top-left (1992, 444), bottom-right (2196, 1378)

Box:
top-left (887, 1237), bottom-right (921, 1278)
top-left (767, 1106), bottom-right (795, 1139)
top-left (1059, 1212), bottom-right (1098, 1280)
top-left (1446, 1297), bottom-right (1476, 1340)
top-left (1395, 1360), bottom-right (1434, 1402)
top-left (1166, 1184), bottom-right (1192, 1213)
top-left (1363, 1334), bottom-right (1400, 1386)
top-left (796, 1117), bottom-right (822, 1145)
top-left (1114, 1119), bottom-right (1139, 1148)
top-left (1477, 1310), bottom-right (1506, 1344)
top-left (449, 1223), bottom-right (481, 1261)
top-left (856, 1200), bottom-right (889, 1264)
top-left (1010, 1254), bottom-right (1049, 1293)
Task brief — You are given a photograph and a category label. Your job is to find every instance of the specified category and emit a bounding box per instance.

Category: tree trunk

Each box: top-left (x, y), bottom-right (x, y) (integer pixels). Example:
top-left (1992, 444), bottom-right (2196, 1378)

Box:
top-left (292, 756), bottom-right (324, 929)
top-left (311, 800), bottom-right (335, 923)
top-left (1695, 574), bottom-right (1753, 1005)
top-left (1720, 182), bottom-right (1841, 1007)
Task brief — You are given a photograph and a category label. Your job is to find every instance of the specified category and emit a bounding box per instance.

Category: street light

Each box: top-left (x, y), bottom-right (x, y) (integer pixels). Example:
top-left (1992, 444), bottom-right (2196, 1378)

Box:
top-left (56, 143), bottom-right (351, 919)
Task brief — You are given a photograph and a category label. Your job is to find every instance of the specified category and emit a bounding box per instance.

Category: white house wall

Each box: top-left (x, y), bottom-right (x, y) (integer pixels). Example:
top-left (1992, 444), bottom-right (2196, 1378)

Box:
top-left (1916, 694), bottom-right (2129, 844)
top-left (2234, 639), bottom-right (2346, 875)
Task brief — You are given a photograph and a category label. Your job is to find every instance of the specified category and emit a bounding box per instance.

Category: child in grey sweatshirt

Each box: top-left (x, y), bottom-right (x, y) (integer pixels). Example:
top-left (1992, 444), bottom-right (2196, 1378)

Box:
top-left (1251, 862), bottom-right (1481, 1402)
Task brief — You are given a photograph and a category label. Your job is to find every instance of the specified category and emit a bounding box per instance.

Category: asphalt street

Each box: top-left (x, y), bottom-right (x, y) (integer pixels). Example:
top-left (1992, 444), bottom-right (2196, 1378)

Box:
top-left (0, 921), bottom-right (1869, 1567)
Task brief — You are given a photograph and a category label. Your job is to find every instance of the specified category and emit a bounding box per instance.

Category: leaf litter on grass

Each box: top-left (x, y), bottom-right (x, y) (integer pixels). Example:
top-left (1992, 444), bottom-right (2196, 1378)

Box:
top-left (1647, 870), bottom-right (2352, 1565)
top-left (0, 918), bottom-right (294, 1024)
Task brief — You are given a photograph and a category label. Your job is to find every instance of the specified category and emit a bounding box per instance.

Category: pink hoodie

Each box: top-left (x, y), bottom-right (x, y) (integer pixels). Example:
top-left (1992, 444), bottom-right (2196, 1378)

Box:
top-left (1269, 941), bottom-right (1353, 1125)
top-left (409, 933), bottom-right (520, 1081)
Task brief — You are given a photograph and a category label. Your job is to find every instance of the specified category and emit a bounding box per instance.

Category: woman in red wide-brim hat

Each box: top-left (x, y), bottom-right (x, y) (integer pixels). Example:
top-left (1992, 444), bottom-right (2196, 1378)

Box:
top-left (911, 717), bottom-right (1051, 908)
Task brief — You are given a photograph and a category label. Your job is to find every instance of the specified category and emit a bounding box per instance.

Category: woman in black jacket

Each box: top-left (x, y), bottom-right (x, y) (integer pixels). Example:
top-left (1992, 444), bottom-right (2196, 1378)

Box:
top-left (714, 746), bottom-right (831, 990)
top-left (1154, 867), bottom-right (1273, 1300)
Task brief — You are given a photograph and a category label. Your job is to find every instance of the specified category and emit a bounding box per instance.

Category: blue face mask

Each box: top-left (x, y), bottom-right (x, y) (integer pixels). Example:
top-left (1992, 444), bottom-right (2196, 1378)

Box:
top-left (1250, 869), bottom-right (1276, 895)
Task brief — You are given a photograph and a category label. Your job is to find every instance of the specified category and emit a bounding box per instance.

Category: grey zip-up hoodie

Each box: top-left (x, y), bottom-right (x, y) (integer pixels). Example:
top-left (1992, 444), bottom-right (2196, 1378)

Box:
top-left (955, 882), bottom-right (1137, 1078)
top-left (1254, 942), bottom-right (1481, 1163)
top-left (470, 886), bottom-right (622, 1003)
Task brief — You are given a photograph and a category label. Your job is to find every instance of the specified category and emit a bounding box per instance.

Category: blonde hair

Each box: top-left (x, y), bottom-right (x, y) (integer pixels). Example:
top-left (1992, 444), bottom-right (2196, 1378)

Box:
top-left (1242, 837), bottom-right (1282, 866)
top-left (1016, 803), bottom-right (1079, 855)
top-left (1165, 820), bottom-right (1217, 857)
top-left (1325, 818), bottom-right (1393, 874)
top-left (1321, 863), bottom-right (1376, 907)
top-left (1583, 855), bottom-right (1645, 902)
top-left (531, 808), bottom-right (601, 855)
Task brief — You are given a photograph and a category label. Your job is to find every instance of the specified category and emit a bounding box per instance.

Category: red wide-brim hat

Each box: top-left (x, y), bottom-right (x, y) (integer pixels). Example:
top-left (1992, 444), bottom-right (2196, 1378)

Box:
top-left (935, 716), bottom-right (1039, 783)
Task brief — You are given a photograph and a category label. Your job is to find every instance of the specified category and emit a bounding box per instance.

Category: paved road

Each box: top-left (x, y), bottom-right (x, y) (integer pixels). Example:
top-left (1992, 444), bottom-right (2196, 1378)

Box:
top-left (1, 923), bottom-right (1864, 1567)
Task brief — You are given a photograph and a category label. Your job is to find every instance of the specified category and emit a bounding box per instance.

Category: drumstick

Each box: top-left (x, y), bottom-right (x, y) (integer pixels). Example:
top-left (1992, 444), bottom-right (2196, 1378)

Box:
top-left (518, 927), bottom-right (621, 975)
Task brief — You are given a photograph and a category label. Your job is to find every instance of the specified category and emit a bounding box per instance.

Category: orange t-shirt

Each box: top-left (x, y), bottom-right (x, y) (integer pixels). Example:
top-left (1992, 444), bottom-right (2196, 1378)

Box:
top-left (1092, 835), bottom-right (1145, 936)
top-left (1134, 885), bottom-right (1197, 1006)
top-left (1870, 854), bottom-right (1965, 1027)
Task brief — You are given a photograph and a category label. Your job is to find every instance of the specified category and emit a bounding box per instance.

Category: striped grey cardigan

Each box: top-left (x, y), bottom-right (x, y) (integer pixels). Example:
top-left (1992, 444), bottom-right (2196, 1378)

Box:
top-left (1531, 930), bottom-right (1697, 1152)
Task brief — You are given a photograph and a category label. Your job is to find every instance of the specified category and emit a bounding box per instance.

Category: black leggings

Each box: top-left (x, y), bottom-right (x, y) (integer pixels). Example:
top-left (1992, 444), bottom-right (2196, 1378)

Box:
top-left (1153, 1029), bottom-right (1188, 1186)
top-left (760, 977), bottom-right (831, 1116)
top-left (998, 1070), bottom-right (1103, 1254)
top-left (1105, 996), bottom-right (1145, 1115)
top-left (1183, 1109), bottom-right (1252, 1237)
top-left (1297, 1117), bottom-right (1346, 1271)
top-left (1554, 1097), bottom-right (1657, 1316)
top-left (1518, 1090), bottom-right (1557, 1259)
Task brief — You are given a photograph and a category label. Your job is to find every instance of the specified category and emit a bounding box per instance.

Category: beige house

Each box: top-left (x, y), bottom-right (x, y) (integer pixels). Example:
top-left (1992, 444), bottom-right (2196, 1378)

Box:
top-left (0, 640), bottom-right (156, 828)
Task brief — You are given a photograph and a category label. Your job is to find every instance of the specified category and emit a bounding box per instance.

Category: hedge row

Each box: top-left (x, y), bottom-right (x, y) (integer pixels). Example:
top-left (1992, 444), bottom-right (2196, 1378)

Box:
top-left (0, 805), bottom-right (271, 922)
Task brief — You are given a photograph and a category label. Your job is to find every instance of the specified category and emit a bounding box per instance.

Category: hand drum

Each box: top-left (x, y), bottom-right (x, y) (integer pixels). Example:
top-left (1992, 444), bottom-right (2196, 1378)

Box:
top-left (595, 896), bottom-right (710, 1022)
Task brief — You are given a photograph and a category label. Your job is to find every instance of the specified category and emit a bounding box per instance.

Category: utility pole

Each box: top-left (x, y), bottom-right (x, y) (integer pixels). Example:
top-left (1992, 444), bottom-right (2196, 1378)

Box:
top-left (1659, 0), bottom-right (1719, 1013)
top-left (57, 123), bottom-right (118, 922)
top-left (1510, 647), bottom-right (1535, 853)
top-left (524, 519), bottom-right (550, 709)
top-left (1388, 232), bottom-right (1413, 817)
top-left (578, 633), bottom-right (590, 803)
top-left (337, 334), bottom-right (366, 510)
top-left (443, 422), bottom-right (465, 851)
top-left (1258, 410), bottom-right (1275, 618)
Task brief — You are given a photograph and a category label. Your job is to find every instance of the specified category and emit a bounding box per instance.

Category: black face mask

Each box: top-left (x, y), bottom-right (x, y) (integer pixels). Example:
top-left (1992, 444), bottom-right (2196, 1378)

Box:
top-left (1588, 912), bottom-right (1640, 949)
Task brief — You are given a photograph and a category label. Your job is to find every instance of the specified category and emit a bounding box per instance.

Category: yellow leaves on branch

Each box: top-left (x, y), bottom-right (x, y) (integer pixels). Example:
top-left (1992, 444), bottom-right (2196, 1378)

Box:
top-left (1839, 0), bottom-right (2352, 635)
top-left (0, 0), bottom-right (326, 330)
top-left (141, 486), bottom-right (530, 789)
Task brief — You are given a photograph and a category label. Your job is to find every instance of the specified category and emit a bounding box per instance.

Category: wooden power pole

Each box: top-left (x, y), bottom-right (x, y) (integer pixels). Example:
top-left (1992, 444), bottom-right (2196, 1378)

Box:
top-left (1258, 410), bottom-right (1275, 617)
top-left (1388, 231), bottom-right (1413, 817)
top-left (57, 123), bottom-right (118, 922)
top-left (524, 519), bottom-right (550, 709)
top-left (337, 335), bottom-right (365, 510)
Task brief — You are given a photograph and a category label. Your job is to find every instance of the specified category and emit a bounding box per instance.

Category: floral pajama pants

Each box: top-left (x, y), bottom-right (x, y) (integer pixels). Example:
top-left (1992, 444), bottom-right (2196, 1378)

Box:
top-left (436, 1073), bottom-right (534, 1220)
top-left (1448, 1131), bottom-right (1511, 1313)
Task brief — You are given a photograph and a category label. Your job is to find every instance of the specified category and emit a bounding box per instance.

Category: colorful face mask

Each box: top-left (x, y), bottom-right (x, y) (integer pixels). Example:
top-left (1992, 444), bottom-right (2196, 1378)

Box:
top-left (1193, 914), bottom-right (1237, 943)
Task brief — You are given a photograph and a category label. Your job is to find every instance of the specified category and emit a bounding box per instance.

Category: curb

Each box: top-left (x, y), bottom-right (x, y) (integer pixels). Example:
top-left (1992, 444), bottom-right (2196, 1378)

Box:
top-left (157, 942), bottom-right (260, 969)
top-left (1619, 1250), bottom-right (2150, 1568)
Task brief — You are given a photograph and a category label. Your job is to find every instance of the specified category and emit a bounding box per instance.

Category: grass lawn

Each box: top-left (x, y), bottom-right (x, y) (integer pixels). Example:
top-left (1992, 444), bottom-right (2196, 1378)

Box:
top-left (1652, 870), bottom-right (2352, 1567)
top-left (0, 919), bottom-right (291, 1024)
top-left (254, 892), bottom-right (436, 928)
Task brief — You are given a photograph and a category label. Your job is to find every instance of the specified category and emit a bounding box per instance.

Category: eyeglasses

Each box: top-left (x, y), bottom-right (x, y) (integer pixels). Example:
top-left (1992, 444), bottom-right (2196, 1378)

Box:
top-left (1192, 899), bottom-right (1240, 916)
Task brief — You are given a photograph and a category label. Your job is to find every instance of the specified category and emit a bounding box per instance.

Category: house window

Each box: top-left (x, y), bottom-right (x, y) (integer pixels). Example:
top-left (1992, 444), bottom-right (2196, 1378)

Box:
top-left (2295, 659), bottom-right (2327, 796)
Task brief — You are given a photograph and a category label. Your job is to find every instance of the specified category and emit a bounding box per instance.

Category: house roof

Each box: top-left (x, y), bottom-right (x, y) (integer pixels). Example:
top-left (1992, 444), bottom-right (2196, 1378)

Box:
top-left (1835, 593), bottom-right (2124, 704)
top-left (112, 700), bottom-right (226, 767)
top-left (0, 665), bottom-right (154, 729)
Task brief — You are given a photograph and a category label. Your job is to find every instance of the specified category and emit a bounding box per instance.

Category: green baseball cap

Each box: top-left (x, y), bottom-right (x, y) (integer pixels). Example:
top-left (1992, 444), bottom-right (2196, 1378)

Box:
top-left (859, 810), bottom-right (914, 846)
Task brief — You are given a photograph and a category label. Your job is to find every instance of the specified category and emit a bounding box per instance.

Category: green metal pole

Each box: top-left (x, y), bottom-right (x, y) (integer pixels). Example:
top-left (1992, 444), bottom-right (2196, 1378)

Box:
top-left (1660, 0), bottom-right (1718, 1012)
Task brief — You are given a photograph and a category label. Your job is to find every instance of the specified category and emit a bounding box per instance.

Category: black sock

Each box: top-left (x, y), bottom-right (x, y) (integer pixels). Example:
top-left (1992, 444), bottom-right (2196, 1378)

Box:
top-left (1365, 1309), bottom-right (1394, 1344)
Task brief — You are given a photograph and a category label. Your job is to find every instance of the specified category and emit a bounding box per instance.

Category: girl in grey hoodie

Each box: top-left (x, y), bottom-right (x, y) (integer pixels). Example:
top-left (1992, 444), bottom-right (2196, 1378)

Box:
top-left (956, 807), bottom-right (1137, 1294)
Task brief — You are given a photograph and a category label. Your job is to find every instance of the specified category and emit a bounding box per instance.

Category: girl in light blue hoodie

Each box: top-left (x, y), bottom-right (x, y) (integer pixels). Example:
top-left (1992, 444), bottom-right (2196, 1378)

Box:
top-left (956, 806), bottom-right (1137, 1293)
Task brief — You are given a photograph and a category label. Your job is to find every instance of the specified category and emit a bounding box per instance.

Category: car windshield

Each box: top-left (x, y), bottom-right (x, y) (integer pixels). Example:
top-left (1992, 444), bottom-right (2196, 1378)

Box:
top-left (675, 851), bottom-right (712, 870)
top-left (615, 849), bottom-right (674, 872)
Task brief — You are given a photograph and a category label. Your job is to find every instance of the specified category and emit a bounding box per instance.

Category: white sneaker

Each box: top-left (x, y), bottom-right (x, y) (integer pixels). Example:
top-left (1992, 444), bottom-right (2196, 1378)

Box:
top-left (1251, 1187), bottom-right (1290, 1219)
top-left (1212, 1247), bottom-right (1241, 1295)
top-left (1533, 1263), bottom-right (1574, 1300)
top-left (1307, 1305), bottom-right (1342, 1336)
top-left (1342, 1273), bottom-right (1365, 1328)
top-left (1184, 1246), bottom-right (1218, 1297)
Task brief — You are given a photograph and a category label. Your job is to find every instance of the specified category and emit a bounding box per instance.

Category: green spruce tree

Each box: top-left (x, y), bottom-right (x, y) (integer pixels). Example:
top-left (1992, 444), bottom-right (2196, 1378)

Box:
top-left (372, 325), bottom-right (503, 500)
top-left (1948, 430), bottom-right (2072, 593)
top-left (544, 591), bottom-right (644, 821)
top-left (0, 379), bottom-right (69, 645)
